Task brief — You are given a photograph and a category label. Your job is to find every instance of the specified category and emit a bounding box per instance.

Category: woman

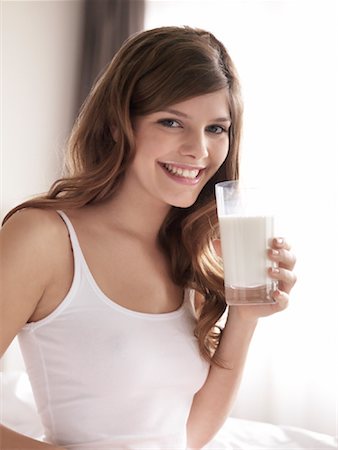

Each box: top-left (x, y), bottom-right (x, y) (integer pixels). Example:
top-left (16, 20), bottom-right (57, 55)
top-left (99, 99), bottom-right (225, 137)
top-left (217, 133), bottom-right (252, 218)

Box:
top-left (0, 26), bottom-right (297, 450)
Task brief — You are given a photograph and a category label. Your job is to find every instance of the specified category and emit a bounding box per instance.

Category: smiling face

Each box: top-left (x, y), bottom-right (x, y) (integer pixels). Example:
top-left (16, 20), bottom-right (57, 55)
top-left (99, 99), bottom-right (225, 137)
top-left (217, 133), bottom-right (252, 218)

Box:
top-left (123, 89), bottom-right (231, 209)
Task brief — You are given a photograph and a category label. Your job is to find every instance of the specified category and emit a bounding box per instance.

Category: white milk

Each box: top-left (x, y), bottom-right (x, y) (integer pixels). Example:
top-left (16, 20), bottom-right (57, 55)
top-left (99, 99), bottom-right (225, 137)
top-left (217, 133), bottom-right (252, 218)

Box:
top-left (219, 215), bottom-right (275, 304)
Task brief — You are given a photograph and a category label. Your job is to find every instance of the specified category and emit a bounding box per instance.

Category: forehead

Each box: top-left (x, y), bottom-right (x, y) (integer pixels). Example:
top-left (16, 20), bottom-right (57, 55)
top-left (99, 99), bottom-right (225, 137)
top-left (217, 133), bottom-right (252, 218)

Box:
top-left (159, 89), bottom-right (230, 118)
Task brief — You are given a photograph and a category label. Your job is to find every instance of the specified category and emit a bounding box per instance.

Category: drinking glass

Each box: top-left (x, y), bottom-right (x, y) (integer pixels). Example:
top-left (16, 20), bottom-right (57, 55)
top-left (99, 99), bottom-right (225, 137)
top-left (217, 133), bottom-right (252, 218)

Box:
top-left (215, 180), bottom-right (277, 305)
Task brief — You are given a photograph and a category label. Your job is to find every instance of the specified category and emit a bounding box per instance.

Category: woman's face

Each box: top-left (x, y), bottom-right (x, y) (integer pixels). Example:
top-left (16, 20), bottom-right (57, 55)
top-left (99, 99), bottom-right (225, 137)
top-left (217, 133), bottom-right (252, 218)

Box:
top-left (126, 89), bottom-right (231, 209)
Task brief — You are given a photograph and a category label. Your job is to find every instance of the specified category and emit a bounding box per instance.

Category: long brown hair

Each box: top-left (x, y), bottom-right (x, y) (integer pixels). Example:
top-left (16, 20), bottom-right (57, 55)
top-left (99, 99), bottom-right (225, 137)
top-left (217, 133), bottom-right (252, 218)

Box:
top-left (3, 26), bottom-right (243, 364)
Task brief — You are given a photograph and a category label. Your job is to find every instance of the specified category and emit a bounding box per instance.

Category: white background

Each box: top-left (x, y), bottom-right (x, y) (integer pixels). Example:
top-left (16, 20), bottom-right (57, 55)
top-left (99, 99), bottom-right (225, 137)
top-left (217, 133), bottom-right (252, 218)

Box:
top-left (2, 0), bottom-right (338, 436)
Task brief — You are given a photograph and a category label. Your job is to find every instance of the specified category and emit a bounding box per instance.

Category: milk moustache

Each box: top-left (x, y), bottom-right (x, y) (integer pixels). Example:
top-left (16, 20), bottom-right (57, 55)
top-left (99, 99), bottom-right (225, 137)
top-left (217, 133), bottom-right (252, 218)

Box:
top-left (219, 215), bottom-right (276, 305)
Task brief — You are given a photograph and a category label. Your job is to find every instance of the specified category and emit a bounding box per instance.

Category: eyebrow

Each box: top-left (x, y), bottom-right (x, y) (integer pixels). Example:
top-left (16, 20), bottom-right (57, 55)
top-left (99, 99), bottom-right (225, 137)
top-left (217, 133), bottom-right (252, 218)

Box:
top-left (159, 108), bottom-right (231, 123)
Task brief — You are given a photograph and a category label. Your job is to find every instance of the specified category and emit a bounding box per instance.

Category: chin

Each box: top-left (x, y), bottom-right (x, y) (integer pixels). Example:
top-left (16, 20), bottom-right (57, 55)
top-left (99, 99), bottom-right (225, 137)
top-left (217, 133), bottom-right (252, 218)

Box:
top-left (168, 195), bottom-right (200, 209)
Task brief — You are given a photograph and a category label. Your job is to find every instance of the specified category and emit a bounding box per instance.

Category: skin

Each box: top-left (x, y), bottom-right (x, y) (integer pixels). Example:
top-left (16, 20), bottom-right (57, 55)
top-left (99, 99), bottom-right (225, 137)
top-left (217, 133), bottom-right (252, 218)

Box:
top-left (0, 90), bottom-right (296, 449)
top-left (127, 89), bottom-right (232, 210)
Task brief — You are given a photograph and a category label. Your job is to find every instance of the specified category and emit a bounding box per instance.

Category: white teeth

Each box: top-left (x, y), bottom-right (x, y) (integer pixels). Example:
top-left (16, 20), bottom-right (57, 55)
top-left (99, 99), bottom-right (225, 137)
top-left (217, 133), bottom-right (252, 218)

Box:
top-left (163, 163), bottom-right (200, 179)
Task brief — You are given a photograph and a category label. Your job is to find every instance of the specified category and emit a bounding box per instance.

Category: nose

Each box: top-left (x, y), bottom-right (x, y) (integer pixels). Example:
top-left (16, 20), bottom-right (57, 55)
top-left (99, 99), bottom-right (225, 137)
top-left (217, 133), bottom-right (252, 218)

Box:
top-left (179, 130), bottom-right (209, 160)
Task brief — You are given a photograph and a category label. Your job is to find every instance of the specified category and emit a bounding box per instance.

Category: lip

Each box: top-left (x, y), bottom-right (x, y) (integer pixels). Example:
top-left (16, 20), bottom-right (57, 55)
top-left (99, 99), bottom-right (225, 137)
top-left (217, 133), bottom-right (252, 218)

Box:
top-left (157, 161), bottom-right (206, 185)
top-left (158, 160), bottom-right (206, 171)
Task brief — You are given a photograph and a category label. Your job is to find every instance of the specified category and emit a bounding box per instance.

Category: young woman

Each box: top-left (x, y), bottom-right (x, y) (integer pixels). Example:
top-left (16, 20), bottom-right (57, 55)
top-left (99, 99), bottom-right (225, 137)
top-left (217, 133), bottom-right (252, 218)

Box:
top-left (0, 26), bottom-right (297, 450)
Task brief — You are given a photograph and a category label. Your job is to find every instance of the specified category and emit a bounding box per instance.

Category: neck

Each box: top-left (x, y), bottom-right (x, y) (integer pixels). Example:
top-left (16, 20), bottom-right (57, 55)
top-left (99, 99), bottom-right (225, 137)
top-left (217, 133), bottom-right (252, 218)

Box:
top-left (95, 184), bottom-right (171, 244)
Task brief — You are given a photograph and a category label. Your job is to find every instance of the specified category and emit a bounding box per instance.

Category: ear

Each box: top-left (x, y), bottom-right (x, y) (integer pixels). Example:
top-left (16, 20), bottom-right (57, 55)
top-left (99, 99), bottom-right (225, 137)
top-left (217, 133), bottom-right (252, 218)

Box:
top-left (212, 239), bottom-right (222, 258)
top-left (194, 291), bottom-right (205, 314)
top-left (111, 125), bottom-right (119, 142)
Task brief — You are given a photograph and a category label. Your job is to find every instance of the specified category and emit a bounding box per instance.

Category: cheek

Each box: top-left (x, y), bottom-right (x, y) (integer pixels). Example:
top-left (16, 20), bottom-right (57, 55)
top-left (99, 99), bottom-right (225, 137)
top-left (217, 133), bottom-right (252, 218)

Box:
top-left (132, 139), bottom-right (155, 165)
top-left (134, 132), bottom-right (165, 160)
top-left (206, 145), bottom-right (229, 182)
top-left (214, 143), bottom-right (230, 168)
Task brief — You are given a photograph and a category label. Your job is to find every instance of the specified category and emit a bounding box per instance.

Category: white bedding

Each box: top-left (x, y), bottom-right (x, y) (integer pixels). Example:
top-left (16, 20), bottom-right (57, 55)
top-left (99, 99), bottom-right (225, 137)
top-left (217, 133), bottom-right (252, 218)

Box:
top-left (2, 371), bottom-right (337, 450)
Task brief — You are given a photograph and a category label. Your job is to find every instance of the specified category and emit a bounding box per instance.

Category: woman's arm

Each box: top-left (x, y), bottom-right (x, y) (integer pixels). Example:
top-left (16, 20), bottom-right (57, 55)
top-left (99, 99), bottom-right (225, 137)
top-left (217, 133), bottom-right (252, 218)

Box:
top-left (186, 309), bottom-right (257, 449)
top-left (186, 238), bottom-right (297, 449)
top-left (0, 425), bottom-right (65, 449)
top-left (0, 209), bottom-right (54, 354)
top-left (0, 209), bottom-right (68, 449)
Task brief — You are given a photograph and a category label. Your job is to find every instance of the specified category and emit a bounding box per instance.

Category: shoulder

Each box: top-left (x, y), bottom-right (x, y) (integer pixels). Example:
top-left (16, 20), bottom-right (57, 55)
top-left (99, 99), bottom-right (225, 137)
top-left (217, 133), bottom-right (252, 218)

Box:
top-left (0, 208), bottom-right (73, 354)
top-left (2, 208), bottom-right (63, 237)
top-left (1, 208), bottom-right (70, 270)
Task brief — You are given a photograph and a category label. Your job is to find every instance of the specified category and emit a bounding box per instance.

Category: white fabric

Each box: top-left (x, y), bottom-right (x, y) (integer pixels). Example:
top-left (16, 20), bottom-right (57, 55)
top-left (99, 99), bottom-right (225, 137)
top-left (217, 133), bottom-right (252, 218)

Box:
top-left (16, 211), bottom-right (209, 449)
top-left (2, 371), bottom-right (337, 450)
top-left (208, 419), bottom-right (338, 450)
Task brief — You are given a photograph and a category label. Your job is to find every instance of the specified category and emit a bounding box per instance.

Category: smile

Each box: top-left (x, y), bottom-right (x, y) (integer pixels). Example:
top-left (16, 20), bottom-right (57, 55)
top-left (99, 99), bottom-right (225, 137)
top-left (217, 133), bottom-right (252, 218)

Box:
top-left (158, 161), bottom-right (205, 185)
top-left (163, 163), bottom-right (200, 179)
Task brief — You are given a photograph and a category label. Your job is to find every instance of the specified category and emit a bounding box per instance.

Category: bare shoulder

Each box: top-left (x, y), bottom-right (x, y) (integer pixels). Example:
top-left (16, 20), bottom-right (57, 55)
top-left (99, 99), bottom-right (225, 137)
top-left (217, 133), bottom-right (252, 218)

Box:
top-left (1, 207), bottom-right (71, 288)
top-left (0, 208), bottom-right (71, 355)
top-left (2, 207), bottom-right (66, 239)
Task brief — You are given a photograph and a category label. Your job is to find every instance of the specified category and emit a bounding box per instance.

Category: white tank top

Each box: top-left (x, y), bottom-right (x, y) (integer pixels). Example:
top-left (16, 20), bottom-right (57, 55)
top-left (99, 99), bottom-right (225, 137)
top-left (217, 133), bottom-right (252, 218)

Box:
top-left (18, 211), bottom-right (210, 450)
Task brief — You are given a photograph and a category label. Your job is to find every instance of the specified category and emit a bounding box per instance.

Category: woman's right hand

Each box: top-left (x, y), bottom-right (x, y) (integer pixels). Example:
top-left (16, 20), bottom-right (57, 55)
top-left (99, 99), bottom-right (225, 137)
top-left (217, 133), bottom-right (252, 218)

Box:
top-left (0, 424), bottom-right (66, 449)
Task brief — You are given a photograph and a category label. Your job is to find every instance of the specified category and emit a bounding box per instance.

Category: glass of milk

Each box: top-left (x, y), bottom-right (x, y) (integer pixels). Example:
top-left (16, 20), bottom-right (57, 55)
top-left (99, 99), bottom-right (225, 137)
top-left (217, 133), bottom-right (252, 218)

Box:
top-left (215, 180), bottom-right (277, 305)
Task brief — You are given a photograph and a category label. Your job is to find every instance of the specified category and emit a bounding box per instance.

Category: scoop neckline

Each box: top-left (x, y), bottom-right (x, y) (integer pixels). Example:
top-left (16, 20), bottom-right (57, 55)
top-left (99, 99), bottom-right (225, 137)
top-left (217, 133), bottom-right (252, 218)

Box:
top-left (90, 277), bottom-right (187, 320)
top-left (57, 211), bottom-right (187, 320)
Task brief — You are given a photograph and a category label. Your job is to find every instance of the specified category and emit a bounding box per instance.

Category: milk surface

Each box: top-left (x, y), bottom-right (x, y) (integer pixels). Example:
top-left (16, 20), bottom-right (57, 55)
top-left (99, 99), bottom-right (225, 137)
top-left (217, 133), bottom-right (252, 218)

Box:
top-left (219, 215), bottom-right (274, 288)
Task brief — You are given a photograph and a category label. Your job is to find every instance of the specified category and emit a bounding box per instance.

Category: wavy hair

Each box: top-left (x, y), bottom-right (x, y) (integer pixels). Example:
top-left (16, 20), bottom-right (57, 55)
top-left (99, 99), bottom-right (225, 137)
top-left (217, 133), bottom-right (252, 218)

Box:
top-left (3, 26), bottom-right (243, 365)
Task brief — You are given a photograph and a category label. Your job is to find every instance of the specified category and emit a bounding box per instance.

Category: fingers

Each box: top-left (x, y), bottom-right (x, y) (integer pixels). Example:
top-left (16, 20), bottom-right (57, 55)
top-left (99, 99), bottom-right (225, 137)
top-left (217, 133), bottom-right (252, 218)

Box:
top-left (271, 288), bottom-right (289, 311)
top-left (269, 266), bottom-right (297, 293)
top-left (272, 237), bottom-right (291, 251)
top-left (268, 238), bottom-right (297, 294)
top-left (269, 238), bottom-right (297, 269)
top-left (268, 247), bottom-right (297, 271)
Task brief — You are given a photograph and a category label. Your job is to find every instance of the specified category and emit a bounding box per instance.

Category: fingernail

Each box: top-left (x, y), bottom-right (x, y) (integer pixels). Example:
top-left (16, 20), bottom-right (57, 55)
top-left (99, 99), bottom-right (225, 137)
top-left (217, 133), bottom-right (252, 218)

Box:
top-left (271, 249), bottom-right (279, 256)
top-left (274, 289), bottom-right (281, 298)
top-left (275, 238), bottom-right (284, 246)
top-left (271, 267), bottom-right (280, 274)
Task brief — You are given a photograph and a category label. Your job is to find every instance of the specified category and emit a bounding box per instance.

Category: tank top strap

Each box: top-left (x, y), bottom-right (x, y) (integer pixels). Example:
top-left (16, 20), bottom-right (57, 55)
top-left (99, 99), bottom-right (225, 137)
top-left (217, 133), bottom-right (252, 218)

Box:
top-left (56, 210), bottom-right (84, 263)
